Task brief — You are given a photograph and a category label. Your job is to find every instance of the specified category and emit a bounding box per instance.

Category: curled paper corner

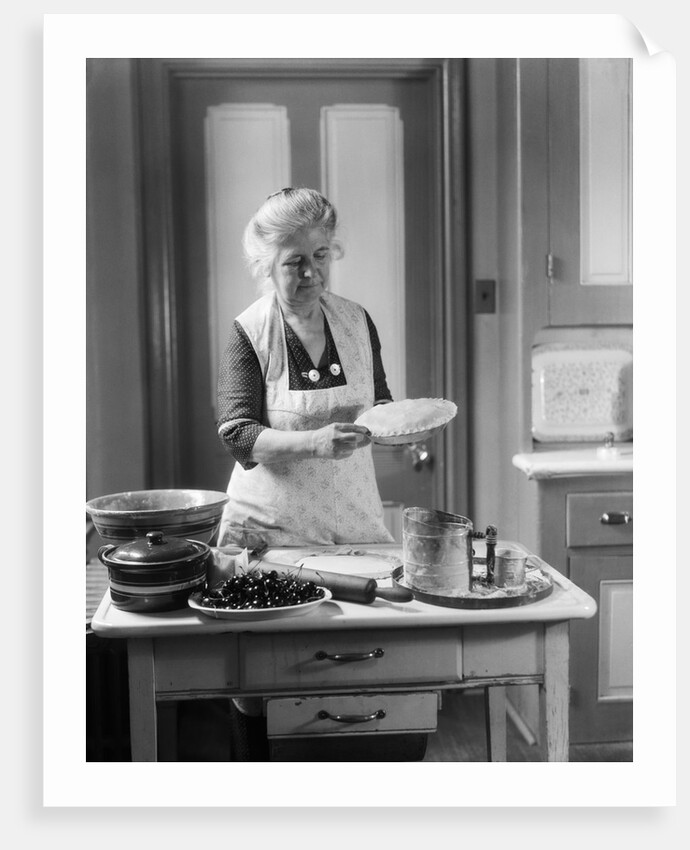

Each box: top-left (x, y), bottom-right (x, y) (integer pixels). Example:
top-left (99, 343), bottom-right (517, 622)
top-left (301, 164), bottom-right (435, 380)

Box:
top-left (621, 15), bottom-right (668, 57)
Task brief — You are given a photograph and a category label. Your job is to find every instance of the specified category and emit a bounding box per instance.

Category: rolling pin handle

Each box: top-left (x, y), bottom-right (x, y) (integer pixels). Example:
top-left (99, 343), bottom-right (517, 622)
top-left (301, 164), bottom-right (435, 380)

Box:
top-left (375, 585), bottom-right (414, 603)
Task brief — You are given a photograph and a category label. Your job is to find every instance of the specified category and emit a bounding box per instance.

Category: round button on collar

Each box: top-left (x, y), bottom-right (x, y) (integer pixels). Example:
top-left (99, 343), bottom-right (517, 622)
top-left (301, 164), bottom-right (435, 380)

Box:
top-left (329, 363), bottom-right (341, 376)
top-left (308, 369), bottom-right (320, 383)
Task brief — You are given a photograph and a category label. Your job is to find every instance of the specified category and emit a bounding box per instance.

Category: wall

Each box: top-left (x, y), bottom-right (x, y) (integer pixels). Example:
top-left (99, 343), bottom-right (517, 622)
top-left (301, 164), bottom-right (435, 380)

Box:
top-left (467, 59), bottom-right (544, 546)
top-left (86, 59), bottom-right (147, 500)
top-left (466, 59), bottom-right (501, 534)
top-left (467, 59), bottom-right (548, 733)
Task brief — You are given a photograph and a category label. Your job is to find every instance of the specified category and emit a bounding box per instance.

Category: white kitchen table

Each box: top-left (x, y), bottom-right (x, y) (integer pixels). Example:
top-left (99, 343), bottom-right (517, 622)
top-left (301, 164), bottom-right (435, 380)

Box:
top-left (90, 542), bottom-right (596, 762)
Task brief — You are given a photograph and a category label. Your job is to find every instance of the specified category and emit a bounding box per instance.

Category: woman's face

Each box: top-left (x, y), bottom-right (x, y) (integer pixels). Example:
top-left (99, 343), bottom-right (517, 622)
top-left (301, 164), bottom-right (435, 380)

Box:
top-left (270, 227), bottom-right (331, 313)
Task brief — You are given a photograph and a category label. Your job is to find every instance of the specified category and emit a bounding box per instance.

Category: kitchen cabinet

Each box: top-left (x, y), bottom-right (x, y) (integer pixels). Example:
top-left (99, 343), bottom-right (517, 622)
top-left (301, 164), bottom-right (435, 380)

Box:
top-left (568, 552), bottom-right (632, 743)
top-left (566, 486), bottom-right (633, 743)
top-left (527, 468), bottom-right (633, 744)
top-left (547, 58), bottom-right (633, 326)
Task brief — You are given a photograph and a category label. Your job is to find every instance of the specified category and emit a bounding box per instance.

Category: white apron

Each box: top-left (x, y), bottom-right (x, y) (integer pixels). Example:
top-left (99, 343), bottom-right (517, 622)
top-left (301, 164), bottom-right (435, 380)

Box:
top-left (218, 291), bottom-right (393, 549)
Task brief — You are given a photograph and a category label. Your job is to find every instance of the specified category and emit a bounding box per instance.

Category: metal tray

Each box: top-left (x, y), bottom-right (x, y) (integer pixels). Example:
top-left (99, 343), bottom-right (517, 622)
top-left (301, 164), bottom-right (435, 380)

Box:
top-left (391, 564), bottom-right (554, 610)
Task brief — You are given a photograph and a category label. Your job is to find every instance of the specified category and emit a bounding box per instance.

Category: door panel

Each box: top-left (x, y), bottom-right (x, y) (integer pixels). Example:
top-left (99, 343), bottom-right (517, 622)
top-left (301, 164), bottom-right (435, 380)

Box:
top-left (568, 553), bottom-right (633, 743)
top-left (547, 59), bottom-right (633, 325)
top-left (321, 103), bottom-right (407, 404)
top-left (204, 103), bottom-right (291, 420)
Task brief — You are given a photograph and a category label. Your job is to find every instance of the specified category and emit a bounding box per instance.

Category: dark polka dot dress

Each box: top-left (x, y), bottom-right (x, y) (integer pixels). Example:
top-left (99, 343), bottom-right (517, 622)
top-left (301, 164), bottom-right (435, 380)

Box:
top-left (217, 308), bottom-right (392, 469)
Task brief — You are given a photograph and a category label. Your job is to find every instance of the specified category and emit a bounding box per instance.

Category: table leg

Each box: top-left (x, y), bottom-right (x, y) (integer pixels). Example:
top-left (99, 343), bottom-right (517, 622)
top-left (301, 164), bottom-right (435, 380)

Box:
top-left (484, 686), bottom-right (507, 762)
top-left (541, 621), bottom-right (570, 762)
top-left (127, 638), bottom-right (158, 761)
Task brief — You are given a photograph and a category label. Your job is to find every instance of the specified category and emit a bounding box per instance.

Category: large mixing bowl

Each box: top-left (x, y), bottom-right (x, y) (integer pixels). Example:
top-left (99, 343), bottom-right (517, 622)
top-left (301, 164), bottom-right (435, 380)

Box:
top-left (86, 489), bottom-right (229, 544)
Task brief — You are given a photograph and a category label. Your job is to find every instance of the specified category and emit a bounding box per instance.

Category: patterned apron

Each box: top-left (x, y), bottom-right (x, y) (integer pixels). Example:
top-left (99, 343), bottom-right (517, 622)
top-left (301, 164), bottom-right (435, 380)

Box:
top-left (218, 291), bottom-right (393, 549)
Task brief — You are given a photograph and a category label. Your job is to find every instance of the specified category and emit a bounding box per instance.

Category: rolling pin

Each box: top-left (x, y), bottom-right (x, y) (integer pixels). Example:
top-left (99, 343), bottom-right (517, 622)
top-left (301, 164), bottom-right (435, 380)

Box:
top-left (254, 559), bottom-right (413, 605)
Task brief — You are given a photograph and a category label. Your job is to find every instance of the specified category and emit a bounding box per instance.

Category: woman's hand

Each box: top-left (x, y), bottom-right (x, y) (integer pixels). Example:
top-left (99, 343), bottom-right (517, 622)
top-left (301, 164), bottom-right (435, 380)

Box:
top-left (311, 423), bottom-right (371, 460)
top-left (248, 423), bottom-right (371, 464)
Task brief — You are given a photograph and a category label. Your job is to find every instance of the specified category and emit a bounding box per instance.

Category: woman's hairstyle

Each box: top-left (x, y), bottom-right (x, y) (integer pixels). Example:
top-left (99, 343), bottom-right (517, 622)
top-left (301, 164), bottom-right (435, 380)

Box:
top-left (242, 187), bottom-right (343, 282)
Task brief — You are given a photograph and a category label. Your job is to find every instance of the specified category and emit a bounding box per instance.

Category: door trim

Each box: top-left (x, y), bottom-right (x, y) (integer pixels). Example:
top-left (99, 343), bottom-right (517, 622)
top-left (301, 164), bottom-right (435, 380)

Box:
top-left (135, 58), bottom-right (469, 511)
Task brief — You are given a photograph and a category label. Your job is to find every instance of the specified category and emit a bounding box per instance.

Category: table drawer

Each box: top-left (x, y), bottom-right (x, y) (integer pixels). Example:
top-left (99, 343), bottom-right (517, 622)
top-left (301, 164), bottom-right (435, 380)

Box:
top-left (567, 491), bottom-right (633, 548)
top-left (266, 691), bottom-right (439, 738)
top-left (154, 635), bottom-right (240, 694)
top-left (463, 624), bottom-right (542, 678)
top-left (240, 627), bottom-right (462, 691)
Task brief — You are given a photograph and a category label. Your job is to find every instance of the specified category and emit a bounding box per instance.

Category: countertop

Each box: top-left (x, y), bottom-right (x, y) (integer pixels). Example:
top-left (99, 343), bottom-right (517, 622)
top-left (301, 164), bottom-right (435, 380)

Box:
top-left (512, 444), bottom-right (633, 480)
top-left (90, 541), bottom-right (596, 637)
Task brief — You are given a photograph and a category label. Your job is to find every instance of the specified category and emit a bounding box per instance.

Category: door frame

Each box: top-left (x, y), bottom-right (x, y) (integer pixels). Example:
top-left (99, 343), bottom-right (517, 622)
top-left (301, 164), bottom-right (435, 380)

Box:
top-left (135, 57), bottom-right (470, 513)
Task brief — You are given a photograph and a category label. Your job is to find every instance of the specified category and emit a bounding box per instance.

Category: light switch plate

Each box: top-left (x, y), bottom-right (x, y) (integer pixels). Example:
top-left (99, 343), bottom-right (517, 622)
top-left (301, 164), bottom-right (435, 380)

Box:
top-left (474, 279), bottom-right (496, 314)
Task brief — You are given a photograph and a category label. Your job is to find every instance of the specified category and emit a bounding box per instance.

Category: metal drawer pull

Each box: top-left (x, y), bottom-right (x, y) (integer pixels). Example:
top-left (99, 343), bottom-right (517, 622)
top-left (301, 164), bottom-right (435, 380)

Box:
top-left (317, 709), bottom-right (386, 723)
top-left (600, 511), bottom-right (632, 525)
top-left (314, 648), bottom-right (384, 662)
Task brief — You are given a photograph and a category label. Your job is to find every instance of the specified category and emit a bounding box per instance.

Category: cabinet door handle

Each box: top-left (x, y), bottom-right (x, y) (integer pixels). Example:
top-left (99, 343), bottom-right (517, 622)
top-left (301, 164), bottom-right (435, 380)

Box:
top-left (317, 709), bottom-right (386, 723)
top-left (600, 511), bottom-right (632, 525)
top-left (314, 648), bottom-right (384, 662)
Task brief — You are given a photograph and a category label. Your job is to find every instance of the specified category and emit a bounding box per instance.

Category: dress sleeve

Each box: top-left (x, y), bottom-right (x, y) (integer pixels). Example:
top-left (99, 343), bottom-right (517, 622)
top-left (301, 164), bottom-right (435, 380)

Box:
top-left (216, 320), bottom-right (267, 470)
top-left (364, 311), bottom-right (394, 403)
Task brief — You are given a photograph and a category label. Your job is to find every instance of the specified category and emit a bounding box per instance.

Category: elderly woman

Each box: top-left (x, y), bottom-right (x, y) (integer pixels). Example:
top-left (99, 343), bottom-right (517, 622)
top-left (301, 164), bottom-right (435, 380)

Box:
top-left (216, 187), bottom-right (395, 549)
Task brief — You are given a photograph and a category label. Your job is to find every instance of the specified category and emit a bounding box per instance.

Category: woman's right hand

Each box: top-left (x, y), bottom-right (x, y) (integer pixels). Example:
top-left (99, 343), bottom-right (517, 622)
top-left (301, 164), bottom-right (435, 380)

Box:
top-left (311, 423), bottom-right (371, 460)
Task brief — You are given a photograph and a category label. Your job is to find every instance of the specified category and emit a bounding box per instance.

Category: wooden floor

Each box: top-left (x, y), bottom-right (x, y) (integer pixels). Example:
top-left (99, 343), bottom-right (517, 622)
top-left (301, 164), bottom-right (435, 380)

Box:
top-left (424, 691), bottom-right (632, 762)
top-left (170, 691), bottom-right (632, 763)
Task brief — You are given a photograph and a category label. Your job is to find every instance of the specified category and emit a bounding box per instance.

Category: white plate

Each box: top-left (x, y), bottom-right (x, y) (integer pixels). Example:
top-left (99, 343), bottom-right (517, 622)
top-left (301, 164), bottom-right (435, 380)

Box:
top-left (187, 588), bottom-right (332, 620)
top-left (296, 552), bottom-right (403, 580)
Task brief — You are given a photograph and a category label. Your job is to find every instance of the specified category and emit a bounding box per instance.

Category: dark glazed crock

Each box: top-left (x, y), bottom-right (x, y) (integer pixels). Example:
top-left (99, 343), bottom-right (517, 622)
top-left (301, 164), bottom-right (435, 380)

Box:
top-left (98, 530), bottom-right (210, 612)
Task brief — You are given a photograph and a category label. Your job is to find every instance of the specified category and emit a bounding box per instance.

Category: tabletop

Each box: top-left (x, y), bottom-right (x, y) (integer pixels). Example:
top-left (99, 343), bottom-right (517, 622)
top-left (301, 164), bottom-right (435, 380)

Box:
top-left (90, 541), bottom-right (596, 638)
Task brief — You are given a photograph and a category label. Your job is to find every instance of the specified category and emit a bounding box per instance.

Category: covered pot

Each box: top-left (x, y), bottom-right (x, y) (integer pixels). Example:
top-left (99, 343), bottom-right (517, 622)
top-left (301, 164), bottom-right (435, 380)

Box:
top-left (98, 530), bottom-right (210, 612)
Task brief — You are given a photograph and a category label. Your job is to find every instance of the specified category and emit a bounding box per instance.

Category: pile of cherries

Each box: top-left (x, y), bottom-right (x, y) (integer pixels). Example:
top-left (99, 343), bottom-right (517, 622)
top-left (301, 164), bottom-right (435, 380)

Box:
top-left (200, 569), bottom-right (325, 610)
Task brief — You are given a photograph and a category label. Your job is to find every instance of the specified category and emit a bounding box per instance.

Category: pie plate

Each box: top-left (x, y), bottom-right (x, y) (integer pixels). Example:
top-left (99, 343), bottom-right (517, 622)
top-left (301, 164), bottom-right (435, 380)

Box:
top-left (296, 552), bottom-right (402, 580)
top-left (355, 398), bottom-right (458, 446)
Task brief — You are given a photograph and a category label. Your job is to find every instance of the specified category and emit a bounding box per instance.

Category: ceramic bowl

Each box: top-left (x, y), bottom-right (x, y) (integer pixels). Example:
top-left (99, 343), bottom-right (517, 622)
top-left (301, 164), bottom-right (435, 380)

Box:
top-left (86, 488), bottom-right (229, 544)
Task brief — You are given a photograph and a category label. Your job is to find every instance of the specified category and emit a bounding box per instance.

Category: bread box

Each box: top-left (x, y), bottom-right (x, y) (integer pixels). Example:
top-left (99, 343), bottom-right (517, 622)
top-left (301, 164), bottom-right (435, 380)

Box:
top-left (531, 343), bottom-right (633, 443)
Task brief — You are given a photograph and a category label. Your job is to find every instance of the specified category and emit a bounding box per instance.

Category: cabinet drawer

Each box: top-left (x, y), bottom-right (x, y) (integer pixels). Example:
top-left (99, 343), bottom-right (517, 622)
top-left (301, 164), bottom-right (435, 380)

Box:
top-left (240, 627), bottom-right (462, 691)
top-left (567, 491), bottom-right (633, 547)
top-left (154, 634), bottom-right (240, 693)
top-left (266, 691), bottom-right (438, 738)
top-left (463, 624), bottom-right (542, 678)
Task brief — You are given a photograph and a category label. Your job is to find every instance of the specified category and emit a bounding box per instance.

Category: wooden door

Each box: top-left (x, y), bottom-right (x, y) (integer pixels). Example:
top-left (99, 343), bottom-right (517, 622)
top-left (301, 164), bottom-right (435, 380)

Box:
top-left (137, 59), bottom-right (469, 520)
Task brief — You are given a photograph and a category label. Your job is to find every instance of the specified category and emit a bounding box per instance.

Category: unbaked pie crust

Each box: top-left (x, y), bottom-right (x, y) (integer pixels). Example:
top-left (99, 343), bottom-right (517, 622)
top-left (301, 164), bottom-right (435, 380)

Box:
top-left (355, 398), bottom-right (458, 445)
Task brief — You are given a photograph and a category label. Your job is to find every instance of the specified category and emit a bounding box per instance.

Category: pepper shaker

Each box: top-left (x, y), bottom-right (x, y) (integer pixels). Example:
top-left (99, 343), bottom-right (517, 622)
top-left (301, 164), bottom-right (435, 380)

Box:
top-left (485, 524), bottom-right (497, 585)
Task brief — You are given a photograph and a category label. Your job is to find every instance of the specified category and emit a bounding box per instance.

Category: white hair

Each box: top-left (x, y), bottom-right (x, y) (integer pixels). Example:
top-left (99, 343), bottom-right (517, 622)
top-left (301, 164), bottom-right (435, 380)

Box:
top-left (242, 187), bottom-right (344, 284)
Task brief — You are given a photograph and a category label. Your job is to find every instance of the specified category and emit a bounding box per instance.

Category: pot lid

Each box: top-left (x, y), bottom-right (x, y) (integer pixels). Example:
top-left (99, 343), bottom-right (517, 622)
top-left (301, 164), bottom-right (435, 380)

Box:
top-left (103, 530), bottom-right (208, 566)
